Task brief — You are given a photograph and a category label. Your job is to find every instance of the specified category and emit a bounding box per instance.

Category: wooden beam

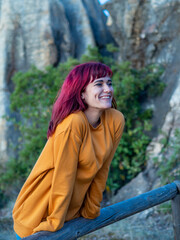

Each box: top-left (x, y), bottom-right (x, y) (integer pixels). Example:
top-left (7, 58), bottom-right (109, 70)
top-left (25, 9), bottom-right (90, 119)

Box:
top-left (23, 182), bottom-right (178, 240)
top-left (172, 181), bottom-right (180, 240)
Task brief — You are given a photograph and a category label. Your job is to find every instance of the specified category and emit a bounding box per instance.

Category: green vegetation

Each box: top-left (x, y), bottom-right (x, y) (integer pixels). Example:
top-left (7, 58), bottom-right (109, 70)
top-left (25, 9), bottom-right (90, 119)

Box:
top-left (0, 45), bottom-right (165, 199)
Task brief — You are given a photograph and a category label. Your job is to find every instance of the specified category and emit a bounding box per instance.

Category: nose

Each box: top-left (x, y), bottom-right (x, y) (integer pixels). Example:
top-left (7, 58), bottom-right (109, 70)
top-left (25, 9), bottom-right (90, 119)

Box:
top-left (103, 84), bottom-right (111, 93)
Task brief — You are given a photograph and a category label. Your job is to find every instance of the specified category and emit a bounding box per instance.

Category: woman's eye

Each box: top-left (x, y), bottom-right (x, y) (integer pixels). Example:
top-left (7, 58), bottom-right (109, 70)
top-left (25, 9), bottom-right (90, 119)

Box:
top-left (108, 82), bottom-right (112, 86)
top-left (95, 83), bottom-right (102, 86)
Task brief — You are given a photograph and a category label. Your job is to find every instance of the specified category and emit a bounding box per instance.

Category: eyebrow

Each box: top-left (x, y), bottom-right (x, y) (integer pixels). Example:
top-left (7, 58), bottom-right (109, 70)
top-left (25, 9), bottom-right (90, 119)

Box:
top-left (94, 79), bottom-right (112, 83)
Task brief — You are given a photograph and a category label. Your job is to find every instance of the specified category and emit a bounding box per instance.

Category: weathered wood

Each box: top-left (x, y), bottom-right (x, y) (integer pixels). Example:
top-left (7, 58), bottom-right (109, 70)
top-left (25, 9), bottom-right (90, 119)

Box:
top-left (23, 182), bottom-right (178, 240)
top-left (172, 181), bottom-right (180, 240)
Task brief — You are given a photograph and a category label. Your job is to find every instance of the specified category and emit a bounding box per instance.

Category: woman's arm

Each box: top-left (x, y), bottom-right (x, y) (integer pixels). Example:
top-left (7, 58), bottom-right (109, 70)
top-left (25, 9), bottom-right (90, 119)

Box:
top-left (33, 129), bottom-right (82, 233)
top-left (80, 116), bottom-right (125, 219)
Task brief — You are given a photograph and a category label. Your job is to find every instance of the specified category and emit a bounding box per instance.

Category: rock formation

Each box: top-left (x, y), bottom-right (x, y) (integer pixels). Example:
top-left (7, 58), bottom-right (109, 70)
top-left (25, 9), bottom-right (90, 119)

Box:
top-left (0, 0), bottom-right (65, 163)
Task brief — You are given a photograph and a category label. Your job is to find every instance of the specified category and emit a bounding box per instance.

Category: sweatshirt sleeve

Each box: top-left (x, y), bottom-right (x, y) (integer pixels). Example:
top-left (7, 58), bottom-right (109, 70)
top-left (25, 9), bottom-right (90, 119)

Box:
top-left (80, 115), bottom-right (125, 219)
top-left (33, 129), bottom-right (82, 233)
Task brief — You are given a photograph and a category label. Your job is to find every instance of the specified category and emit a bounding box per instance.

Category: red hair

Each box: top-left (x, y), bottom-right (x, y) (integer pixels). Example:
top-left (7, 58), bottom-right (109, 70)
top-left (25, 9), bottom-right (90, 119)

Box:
top-left (47, 62), bottom-right (116, 138)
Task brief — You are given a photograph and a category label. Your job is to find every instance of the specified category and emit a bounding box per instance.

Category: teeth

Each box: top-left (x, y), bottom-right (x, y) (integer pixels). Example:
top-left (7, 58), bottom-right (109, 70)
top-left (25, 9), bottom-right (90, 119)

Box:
top-left (101, 96), bottom-right (111, 99)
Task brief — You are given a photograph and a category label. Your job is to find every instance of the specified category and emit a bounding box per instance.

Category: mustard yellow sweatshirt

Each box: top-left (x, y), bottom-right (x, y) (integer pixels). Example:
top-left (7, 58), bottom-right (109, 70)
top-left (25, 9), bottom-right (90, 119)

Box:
top-left (13, 109), bottom-right (125, 238)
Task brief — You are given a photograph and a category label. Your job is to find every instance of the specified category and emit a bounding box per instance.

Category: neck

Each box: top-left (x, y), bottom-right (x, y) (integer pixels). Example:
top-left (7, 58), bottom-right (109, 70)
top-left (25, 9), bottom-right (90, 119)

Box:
top-left (83, 108), bottom-right (103, 128)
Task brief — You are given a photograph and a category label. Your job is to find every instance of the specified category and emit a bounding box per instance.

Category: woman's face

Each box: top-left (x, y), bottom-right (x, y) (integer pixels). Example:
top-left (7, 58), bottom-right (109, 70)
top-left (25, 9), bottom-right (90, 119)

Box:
top-left (81, 76), bottom-right (114, 111)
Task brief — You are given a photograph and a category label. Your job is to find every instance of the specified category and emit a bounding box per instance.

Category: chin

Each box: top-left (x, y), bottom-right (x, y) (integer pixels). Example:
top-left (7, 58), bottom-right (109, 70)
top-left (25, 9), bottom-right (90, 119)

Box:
top-left (99, 100), bottom-right (112, 109)
top-left (101, 104), bottom-right (112, 109)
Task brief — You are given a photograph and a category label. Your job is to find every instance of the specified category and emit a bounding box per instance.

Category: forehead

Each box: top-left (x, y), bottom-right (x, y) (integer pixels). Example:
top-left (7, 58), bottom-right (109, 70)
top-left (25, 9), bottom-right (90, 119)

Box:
top-left (91, 76), bottom-right (111, 83)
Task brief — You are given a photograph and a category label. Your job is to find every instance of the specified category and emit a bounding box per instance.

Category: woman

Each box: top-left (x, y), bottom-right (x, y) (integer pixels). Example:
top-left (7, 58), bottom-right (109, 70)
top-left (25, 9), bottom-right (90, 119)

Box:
top-left (13, 62), bottom-right (125, 239)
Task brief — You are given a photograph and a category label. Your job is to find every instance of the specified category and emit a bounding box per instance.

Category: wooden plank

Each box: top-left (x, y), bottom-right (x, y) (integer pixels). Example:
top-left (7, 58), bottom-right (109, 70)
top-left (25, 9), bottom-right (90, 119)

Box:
top-left (23, 182), bottom-right (178, 240)
top-left (172, 181), bottom-right (180, 240)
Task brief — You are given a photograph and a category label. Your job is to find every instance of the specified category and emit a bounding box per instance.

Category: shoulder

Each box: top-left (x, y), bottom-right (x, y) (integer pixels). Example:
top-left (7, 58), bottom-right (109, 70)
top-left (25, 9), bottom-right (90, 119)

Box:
top-left (105, 108), bottom-right (125, 126)
top-left (104, 108), bottom-right (125, 141)
top-left (54, 111), bottom-right (87, 138)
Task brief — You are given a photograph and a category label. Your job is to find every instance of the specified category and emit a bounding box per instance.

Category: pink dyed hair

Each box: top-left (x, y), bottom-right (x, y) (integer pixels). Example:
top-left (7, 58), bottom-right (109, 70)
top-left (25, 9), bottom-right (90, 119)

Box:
top-left (47, 62), bottom-right (116, 138)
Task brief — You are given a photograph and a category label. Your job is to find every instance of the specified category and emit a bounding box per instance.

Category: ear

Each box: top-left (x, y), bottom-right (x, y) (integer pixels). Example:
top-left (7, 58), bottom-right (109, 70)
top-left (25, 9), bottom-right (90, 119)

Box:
top-left (81, 93), bottom-right (85, 99)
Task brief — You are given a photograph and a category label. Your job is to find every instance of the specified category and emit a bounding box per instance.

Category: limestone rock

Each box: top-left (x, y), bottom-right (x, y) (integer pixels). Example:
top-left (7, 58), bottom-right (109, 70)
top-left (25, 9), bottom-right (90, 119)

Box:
top-left (111, 172), bottom-right (151, 203)
top-left (82, 0), bottom-right (114, 49)
top-left (60, 0), bottom-right (95, 58)
top-left (0, 0), bottom-right (69, 163)
top-left (105, 0), bottom-right (180, 66)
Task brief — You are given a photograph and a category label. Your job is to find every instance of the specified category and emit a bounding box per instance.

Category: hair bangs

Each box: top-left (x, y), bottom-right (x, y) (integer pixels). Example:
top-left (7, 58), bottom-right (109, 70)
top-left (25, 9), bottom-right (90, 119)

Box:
top-left (89, 63), bottom-right (113, 82)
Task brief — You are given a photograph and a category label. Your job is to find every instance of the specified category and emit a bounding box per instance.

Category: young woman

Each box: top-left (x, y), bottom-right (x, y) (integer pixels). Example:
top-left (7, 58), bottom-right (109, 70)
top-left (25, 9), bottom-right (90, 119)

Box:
top-left (13, 62), bottom-right (125, 239)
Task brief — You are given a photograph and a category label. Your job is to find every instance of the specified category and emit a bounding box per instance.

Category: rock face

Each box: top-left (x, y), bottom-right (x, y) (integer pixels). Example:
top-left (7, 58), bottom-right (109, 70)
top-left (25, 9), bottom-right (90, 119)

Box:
top-left (104, 0), bottom-right (180, 201)
top-left (105, 0), bottom-right (180, 66)
top-left (0, 0), bottom-right (111, 163)
top-left (0, 0), bottom-right (65, 163)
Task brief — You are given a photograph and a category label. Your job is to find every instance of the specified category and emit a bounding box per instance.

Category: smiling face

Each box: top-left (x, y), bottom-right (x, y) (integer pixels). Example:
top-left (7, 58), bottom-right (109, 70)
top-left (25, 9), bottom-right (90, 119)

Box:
top-left (81, 76), bottom-right (114, 112)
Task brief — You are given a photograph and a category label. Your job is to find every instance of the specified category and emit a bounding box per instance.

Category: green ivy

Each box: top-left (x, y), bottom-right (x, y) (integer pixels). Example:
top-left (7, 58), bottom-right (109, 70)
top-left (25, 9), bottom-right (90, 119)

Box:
top-left (0, 45), bottom-right (165, 197)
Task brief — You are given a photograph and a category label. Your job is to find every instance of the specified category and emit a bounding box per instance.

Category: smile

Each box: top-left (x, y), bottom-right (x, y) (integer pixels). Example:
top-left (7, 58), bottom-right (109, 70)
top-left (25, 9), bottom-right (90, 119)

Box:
top-left (100, 95), bottom-right (111, 99)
